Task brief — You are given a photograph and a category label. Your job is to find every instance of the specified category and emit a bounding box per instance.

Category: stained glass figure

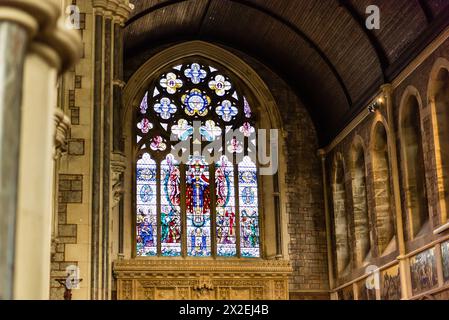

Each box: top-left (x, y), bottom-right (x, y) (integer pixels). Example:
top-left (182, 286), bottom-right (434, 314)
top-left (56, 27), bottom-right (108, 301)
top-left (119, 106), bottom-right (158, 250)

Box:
top-left (172, 119), bottom-right (193, 141)
top-left (140, 92), bottom-right (148, 114)
top-left (243, 96), bottom-right (252, 118)
top-left (136, 153), bottom-right (157, 256)
top-left (200, 120), bottom-right (222, 141)
top-left (184, 63), bottom-right (207, 84)
top-left (154, 97), bottom-right (177, 119)
top-left (209, 74), bottom-right (231, 96)
top-left (186, 156), bottom-right (211, 257)
top-left (161, 154), bottom-right (182, 256)
top-left (215, 156), bottom-right (236, 256)
top-left (216, 100), bottom-right (238, 122)
top-left (150, 136), bottom-right (167, 151)
top-left (137, 118), bottom-right (152, 134)
top-left (239, 122), bottom-right (255, 137)
top-left (238, 156), bottom-right (260, 257)
top-left (160, 72), bottom-right (183, 94)
top-left (181, 89), bottom-right (210, 116)
top-left (227, 137), bottom-right (244, 154)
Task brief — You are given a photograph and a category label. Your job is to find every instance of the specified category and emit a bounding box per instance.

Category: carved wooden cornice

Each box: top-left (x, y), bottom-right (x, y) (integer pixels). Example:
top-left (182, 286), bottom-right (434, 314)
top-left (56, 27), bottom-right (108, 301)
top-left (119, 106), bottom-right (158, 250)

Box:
top-left (0, 0), bottom-right (82, 73)
top-left (113, 259), bottom-right (293, 278)
top-left (54, 108), bottom-right (71, 159)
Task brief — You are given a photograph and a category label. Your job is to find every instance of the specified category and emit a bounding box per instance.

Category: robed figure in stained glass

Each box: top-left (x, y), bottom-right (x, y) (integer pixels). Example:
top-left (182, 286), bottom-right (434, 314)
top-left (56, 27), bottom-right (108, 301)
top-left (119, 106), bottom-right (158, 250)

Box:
top-left (186, 161), bottom-right (210, 226)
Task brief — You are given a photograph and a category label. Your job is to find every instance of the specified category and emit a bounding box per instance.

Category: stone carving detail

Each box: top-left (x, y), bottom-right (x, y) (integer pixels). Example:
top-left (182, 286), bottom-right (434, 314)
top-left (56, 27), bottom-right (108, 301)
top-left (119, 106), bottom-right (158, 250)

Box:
top-left (114, 259), bottom-right (292, 300)
top-left (274, 280), bottom-right (286, 300)
top-left (111, 152), bottom-right (126, 207)
top-left (54, 109), bottom-right (71, 159)
top-left (193, 276), bottom-right (214, 300)
top-left (122, 280), bottom-right (132, 300)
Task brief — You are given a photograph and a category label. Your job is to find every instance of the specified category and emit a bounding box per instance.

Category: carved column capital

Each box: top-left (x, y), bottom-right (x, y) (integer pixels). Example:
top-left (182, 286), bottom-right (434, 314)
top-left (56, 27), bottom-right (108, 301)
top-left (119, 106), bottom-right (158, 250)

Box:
top-left (54, 108), bottom-right (71, 159)
top-left (0, 0), bottom-right (82, 73)
top-left (93, 0), bottom-right (134, 24)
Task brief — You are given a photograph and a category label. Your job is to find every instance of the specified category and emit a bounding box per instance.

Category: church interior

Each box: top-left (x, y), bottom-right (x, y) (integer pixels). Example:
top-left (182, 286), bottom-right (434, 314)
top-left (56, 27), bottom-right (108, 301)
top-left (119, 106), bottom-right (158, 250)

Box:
top-left (1, 0), bottom-right (449, 301)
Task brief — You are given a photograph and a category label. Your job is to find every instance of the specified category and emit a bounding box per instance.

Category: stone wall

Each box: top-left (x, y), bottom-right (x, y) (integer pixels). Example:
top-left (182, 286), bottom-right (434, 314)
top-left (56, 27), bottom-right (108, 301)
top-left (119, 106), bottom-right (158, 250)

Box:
top-left (50, 0), bottom-right (93, 300)
top-left (324, 33), bottom-right (449, 298)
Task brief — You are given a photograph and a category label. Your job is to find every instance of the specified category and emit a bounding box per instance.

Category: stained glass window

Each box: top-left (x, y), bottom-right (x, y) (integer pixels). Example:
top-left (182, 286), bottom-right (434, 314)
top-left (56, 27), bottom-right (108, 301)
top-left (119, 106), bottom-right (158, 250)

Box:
top-left (135, 60), bottom-right (259, 258)
top-left (216, 156), bottom-right (236, 256)
top-left (238, 156), bottom-right (260, 257)
top-left (136, 153), bottom-right (157, 256)
top-left (161, 154), bottom-right (182, 256)
top-left (186, 156), bottom-right (211, 257)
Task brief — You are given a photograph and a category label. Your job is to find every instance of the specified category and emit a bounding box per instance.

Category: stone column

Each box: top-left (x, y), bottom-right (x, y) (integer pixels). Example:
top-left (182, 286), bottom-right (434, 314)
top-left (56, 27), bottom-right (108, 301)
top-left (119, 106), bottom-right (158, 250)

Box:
top-left (0, 3), bottom-right (38, 300)
top-left (381, 84), bottom-right (410, 299)
top-left (91, 0), bottom-right (132, 300)
top-left (14, 16), bottom-right (81, 301)
top-left (318, 149), bottom-right (336, 297)
top-left (0, 0), bottom-right (81, 299)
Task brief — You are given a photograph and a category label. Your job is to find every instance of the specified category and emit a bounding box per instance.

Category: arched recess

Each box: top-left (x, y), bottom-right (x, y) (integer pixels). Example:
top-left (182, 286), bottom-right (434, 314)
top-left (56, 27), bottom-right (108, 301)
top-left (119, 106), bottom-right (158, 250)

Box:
top-left (399, 87), bottom-right (429, 238)
top-left (332, 153), bottom-right (350, 275)
top-left (428, 58), bottom-right (449, 225)
top-left (370, 120), bottom-right (395, 254)
top-left (350, 137), bottom-right (371, 265)
top-left (121, 41), bottom-right (289, 260)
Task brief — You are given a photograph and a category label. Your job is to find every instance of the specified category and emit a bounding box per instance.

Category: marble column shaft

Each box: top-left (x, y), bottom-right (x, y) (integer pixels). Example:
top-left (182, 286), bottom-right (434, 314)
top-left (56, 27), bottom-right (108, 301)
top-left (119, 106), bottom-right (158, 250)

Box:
top-left (0, 21), bottom-right (28, 300)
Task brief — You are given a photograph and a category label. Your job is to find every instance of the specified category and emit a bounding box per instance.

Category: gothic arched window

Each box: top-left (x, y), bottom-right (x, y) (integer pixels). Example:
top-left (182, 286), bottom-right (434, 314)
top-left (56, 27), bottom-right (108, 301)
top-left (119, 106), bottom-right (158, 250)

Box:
top-left (135, 60), bottom-right (260, 258)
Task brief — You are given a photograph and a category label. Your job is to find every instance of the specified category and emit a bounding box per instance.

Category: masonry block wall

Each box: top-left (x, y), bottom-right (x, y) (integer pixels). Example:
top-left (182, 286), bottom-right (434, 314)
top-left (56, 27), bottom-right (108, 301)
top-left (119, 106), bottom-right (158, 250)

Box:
top-left (324, 36), bottom-right (449, 299)
top-left (50, 0), bottom-right (93, 300)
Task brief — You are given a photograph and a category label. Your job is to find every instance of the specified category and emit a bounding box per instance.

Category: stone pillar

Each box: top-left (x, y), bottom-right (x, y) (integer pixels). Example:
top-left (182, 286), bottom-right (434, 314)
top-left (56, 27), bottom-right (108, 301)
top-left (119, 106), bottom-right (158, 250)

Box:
top-left (91, 0), bottom-right (132, 300)
top-left (0, 0), bottom-right (81, 299)
top-left (318, 150), bottom-right (335, 295)
top-left (381, 84), bottom-right (410, 299)
top-left (0, 2), bottom-right (45, 300)
top-left (14, 18), bottom-right (81, 302)
top-left (0, 18), bottom-right (32, 301)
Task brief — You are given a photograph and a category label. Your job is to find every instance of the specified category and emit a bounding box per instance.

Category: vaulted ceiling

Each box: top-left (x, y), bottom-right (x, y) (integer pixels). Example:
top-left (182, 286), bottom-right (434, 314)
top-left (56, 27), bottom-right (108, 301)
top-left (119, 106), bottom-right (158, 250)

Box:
top-left (123, 0), bottom-right (449, 145)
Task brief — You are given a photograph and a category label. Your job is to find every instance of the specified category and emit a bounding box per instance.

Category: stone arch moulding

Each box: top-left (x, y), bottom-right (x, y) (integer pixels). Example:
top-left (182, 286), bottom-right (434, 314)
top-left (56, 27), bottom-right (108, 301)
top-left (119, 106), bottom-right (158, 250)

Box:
top-left (349, 135), bottom-right (371, 266)
top-left (121, 40), bottom-right (290, 261)
top-left (116, 40), bottom-right (294, 300)
top-left (369, 118), bottom-right (396, 255)
top-left (427, 57), bottom-right (449, 226)
top-left (398, 86), bottom-right (430, 239)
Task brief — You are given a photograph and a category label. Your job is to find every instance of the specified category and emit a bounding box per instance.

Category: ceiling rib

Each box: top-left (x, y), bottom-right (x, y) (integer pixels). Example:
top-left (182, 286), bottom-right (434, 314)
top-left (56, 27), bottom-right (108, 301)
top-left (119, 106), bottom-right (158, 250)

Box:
top-left (418, 0), bottom-right (434, 23)
top-left (337, 0), bottom-right (388, 82)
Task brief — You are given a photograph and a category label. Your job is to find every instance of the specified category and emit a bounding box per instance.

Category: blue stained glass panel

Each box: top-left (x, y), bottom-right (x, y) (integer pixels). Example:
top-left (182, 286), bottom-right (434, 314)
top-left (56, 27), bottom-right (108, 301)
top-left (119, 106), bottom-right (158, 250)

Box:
top-left (136, 153), bottom-right (157, 256)
top-left (161, 155), bottom-right (182, 256)
top-left (238, 156), bottom-right (260, 257)
top-left (186, 156), bottom-right (211, 257)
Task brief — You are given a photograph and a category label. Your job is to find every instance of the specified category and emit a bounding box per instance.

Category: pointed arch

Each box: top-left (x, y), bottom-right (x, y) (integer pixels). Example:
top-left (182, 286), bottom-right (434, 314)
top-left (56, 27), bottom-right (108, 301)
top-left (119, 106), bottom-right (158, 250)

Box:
top-left (370, 119), bottom-right (395, 254)
top-left (121, 41), bottom-right (289, 260)
top-left (428, 58), bottom-right (449, 225)
top-left (349, 136), bottom-right (371, 265)
top-left (398, 86), bottom-right (429, 238)
top-left (332, 152), bottom-right (350, 275)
